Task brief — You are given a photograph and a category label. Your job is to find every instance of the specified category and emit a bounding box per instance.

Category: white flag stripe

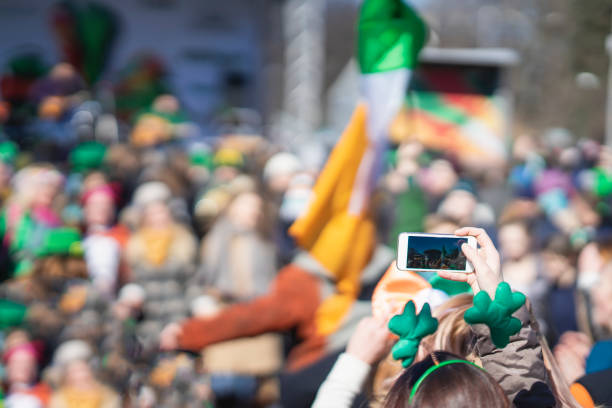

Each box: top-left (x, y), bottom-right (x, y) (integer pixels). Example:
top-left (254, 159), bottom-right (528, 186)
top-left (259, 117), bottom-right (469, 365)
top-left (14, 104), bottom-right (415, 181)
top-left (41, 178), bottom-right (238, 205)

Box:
top-left (348, 69), bottom-right (411, 215)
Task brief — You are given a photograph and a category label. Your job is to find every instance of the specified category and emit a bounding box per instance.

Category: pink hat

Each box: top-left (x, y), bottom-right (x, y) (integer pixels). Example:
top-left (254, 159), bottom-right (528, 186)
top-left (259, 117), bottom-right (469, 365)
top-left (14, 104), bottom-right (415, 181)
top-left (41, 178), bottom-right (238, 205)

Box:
top-left (2, 341), bottom-right (42, 364)
top-left (81, 184), bottom-right (117, 206)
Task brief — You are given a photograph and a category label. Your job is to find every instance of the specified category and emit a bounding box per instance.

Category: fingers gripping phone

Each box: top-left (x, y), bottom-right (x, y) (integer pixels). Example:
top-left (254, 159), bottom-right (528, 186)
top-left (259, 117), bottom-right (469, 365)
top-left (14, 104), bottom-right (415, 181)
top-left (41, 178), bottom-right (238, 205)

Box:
top-left (397, 233), bottom-right (477, 273)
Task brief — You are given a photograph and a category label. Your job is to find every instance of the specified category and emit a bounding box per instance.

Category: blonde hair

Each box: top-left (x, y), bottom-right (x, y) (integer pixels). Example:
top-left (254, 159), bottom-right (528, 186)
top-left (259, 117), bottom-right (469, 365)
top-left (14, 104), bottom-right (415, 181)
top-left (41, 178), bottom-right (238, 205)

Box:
top-left (371, 294), bottom-right (581, 408)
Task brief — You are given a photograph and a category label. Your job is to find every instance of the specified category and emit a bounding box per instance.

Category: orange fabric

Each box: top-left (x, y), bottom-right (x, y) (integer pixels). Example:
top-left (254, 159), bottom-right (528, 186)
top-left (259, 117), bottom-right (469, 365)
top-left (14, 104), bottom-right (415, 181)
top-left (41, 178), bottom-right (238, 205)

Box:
top-left (179, 264), bottom-right (324, 371)
top-left (289, 104), bottom-right (375, 335)
top-left (139, 227), bottom-right (173, 266)
top-left (570, 383), bottom-right (595, 408)
top-left (25, 383), bottom-right (52, 405)
top-left (371, 262), bottom-right (430, 322)
top-left (104, 224), bottom-right (130, 248)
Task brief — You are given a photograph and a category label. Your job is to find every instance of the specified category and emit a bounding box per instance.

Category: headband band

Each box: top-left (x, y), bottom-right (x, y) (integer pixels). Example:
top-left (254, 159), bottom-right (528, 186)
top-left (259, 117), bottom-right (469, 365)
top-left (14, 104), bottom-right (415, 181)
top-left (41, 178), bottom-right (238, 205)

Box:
top-left (409, 359), bottom-right (484, 403)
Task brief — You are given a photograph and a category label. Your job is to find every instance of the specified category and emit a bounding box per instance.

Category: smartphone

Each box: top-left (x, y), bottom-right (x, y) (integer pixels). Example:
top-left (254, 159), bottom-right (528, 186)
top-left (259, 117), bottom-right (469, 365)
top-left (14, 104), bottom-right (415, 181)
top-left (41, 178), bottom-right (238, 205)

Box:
top-left (397, 233), bottom-right (476, 273)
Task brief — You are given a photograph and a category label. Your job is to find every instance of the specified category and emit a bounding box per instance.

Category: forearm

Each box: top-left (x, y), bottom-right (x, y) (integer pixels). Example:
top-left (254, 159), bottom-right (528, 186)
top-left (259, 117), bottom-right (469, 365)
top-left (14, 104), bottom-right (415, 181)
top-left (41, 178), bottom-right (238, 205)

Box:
top-left (312, 353), bottom-right (371, 408)
top-left (178, 265), bottom-right (319, 351)
top-left (474, 305), bottom-right (555, 407)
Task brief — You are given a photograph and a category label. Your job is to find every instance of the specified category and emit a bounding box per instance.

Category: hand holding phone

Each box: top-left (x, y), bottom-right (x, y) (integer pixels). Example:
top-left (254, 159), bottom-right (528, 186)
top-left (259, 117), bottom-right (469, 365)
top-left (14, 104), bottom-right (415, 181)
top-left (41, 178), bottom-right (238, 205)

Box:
top-left (437, 227), bottom-right (502, 297)
top-left (397, 232), bottom-right (477, 273)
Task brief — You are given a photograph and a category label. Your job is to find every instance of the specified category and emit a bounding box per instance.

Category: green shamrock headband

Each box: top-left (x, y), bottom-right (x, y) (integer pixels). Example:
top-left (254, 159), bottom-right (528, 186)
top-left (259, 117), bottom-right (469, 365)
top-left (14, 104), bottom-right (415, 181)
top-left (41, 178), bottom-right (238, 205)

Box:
top-left (464, 282), bottom-right (526, 348)
top-left (388, 281), bottom-right (526, 369)
top-left (388, 300), bottom-right (438, 368)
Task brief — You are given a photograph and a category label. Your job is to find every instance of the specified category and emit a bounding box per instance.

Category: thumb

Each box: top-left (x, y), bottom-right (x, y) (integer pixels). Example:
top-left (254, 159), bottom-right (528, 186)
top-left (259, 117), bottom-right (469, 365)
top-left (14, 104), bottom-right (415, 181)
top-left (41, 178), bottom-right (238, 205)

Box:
top-left (462, 244), bottom-right (501, 296)
top-left (461, 243), bottom-right (488, 273)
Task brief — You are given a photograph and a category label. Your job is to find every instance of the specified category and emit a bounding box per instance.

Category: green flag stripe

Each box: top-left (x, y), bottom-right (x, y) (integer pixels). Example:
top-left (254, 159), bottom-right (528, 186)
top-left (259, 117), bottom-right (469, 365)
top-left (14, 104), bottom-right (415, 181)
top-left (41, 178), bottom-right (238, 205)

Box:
top-left (408, 91), bottom-right (469, 126)
top-left (358, 0), bottom-right (427, 74)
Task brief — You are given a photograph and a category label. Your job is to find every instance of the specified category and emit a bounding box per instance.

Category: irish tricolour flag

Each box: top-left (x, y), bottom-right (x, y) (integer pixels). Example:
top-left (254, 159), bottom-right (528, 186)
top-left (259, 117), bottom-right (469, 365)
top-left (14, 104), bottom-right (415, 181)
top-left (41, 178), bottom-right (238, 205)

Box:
top-left (289, 0), bottom-right (427, 335)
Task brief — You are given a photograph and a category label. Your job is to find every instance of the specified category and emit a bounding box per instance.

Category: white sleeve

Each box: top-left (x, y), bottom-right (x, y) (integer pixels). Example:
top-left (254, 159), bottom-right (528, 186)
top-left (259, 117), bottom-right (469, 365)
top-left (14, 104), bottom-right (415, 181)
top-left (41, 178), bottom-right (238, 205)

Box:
top-left (311, 353), bottom-right (372, 408)
top-left (84, 235), bottom-right (120, 296)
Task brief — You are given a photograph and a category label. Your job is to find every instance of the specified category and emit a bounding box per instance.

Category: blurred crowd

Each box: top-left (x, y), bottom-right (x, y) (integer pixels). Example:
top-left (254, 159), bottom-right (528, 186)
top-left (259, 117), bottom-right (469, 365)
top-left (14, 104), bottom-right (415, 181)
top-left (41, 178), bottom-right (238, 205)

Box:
top-left (0, 58), bottom-right (611, 408)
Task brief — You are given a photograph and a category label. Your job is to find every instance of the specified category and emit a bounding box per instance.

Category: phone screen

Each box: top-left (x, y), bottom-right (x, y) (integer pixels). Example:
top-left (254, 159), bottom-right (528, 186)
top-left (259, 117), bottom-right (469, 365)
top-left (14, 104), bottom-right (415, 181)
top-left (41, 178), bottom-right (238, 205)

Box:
top-left (407, 236), bottom-right (468, 271)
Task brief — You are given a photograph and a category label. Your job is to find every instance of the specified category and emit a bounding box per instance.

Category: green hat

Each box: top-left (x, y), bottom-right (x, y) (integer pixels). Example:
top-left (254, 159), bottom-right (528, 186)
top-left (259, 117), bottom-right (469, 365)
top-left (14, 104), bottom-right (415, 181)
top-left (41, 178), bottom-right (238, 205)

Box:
top-left (0, 141), bottom-right (19, 165)
top-left (190, 149), bottom-right (214, 170)
top-left (36, 228), bottom-right (84, 258)
top-left (70, 142), bottom-right (107, 173)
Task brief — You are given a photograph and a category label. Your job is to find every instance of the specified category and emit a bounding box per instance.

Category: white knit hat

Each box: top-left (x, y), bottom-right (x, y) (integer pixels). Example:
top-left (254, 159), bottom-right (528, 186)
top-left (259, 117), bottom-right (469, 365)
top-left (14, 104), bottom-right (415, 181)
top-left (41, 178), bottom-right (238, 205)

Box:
top-left (53, 340), bottom-right (93, 367)
top-left (263, 152), bottom-right (302, 181)
top-left (132, 181), bottom-right (172, 209)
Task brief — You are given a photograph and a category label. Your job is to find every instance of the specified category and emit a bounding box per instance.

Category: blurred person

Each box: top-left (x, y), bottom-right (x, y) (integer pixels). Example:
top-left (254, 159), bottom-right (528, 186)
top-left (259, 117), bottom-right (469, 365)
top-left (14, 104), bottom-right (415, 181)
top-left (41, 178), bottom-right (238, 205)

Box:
top-left (276, 172), bottom-right (315, 264)
top-left (383, 145), bottom-right (428, 249)
top-left (315, 228), bottom-right (561, 408)
top-left (192, 188), bottom-right (281, 405)
top-left (312, 316), bottom-right (393, 408)
top-left (48, 340), bottom-right (120, 408)
top-left (0, 141), bottom-right (18, 205)
top-left (381, 351), bottom-right (509, 408)
top-left (0, 164), bottom-right (64, 277)
top-left (590, 260), bottom-right (612, 338)
top-left (417, 158), bottom-right (458, 204)
top-left (540, 236), bottom-right (580, 344)
top-left (436, 182), bottom-right (478, 226)
top-left (211, 148), bottom-right (245, 185)
top-left (125, 181), bottom-right (197, 351)
top-left (263, 151), bottom-right (303, 196)
top-left (130, 94), bottom-right (187, 148)
top-left (497, 221), bottom-right (544, 315)
top-left (196, 189), bottom-right (276, 301)
top-left (2, 339), bottom-right (51, 407)
top-left (81, 183), bottom-right (129, 298)
top-left (160, 242), bottom-right (394, 407)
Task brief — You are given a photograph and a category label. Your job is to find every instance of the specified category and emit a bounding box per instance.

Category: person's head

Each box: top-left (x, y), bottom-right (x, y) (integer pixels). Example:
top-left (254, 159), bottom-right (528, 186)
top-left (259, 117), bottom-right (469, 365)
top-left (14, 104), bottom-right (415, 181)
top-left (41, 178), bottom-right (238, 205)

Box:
top-left (3, 343), bottom-right (39, 386)
top-left (373, 294), bottom-right (475, 399)
top-left (437, 189), bottom-right (477, 225)
top-left (12, 165), bottom-right (63, 208)
top-left (424, 214), bottom-right (459, 235)
top-left (591, 261), bottom-right (612, 333)
top-left (383, 351), bottom-right (509, 408)
top-left (53, 340), bottom-right (96, 388)
top-left (82, 185), bottom-right (116, 229)
top-left (498, 221), bottom-right (531, 261)
top-left (142, 200), bottom-right (173, 230)
top-left (541, 236), bottom-right (576, 286)
top-left (132, 181), bottom-right (174, 229)
top-left (263, 152), bottom-right (303, 194)
top-left (419, 159), bottom-right (458, 197)
top-left (226, 191), bottom-right (263, 231)
top-left (64, 359), bottom-right (96, 388)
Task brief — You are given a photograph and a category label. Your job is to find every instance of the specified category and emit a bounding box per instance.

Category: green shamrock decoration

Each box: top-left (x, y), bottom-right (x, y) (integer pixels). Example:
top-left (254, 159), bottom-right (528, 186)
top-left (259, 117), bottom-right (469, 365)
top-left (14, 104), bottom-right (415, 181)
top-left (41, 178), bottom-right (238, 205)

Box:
top-left (388, 301), bottom-right (438, 367)
top-left (464, 282), bottom-right (526, 348)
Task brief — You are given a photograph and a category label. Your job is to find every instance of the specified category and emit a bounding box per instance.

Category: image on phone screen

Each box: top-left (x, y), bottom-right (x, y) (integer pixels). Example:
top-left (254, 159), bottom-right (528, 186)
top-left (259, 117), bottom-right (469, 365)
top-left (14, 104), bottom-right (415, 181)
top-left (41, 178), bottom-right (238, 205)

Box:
top-left (407, 236), bottom-right (468, 271)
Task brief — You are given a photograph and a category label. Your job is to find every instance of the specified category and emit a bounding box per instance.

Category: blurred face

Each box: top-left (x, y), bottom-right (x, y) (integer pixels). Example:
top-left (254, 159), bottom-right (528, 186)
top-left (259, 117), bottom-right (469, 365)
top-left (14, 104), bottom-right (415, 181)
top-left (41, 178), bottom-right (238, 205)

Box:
top-left (591, 266), bottom-right (612, 331)
top-left (32, 182), bottom-right (59, 208)
top-left (427, 221), bottom-right (459, 235)
top-left (420, 160), bottom-right (458, 197)
top-left (541, 251), bottom-right (574, 284)
top-left (438, 190), bottom-right (477, 224)
top-left (227, 192), bottom-right (262, 231)
top-left (84, 191), bottom-right (115, 228)
top-left (142, 201), bottom-right (172, 229)
top-left (499, 223), bottom-right (531, 261)
top-left (214, 166), bottom-right (240, 184)
top-left (267, 173), bottom-right (294, 194)
top-left (64, 360), bottom-right (95, 389)
top-left (6, 349), bottom-right (37, 385)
